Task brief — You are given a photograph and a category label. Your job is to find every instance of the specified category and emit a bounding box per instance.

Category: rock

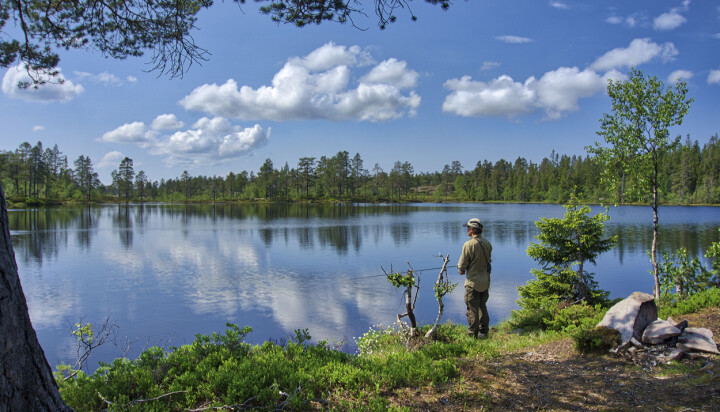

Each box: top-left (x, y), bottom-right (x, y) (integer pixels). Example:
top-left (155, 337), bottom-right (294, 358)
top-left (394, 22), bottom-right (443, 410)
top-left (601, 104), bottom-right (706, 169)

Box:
top-left (676, 329), bottom-right (720, 355)
top-left (642, 319), bottom-right (681, 344)
top-left (655, 348), bottom-right (684, 363)
top-left (681, 327), bottom-right (713, 341)
top-left (597, 292), bottom-right (658, 346)
top-left (674, 319), bottom-right (689, 332)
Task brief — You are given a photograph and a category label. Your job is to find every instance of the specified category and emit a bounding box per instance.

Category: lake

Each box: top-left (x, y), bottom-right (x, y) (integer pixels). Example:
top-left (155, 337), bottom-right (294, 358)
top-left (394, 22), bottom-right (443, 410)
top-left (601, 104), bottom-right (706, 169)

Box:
top-left (8, 202), bottom-right (720, 371)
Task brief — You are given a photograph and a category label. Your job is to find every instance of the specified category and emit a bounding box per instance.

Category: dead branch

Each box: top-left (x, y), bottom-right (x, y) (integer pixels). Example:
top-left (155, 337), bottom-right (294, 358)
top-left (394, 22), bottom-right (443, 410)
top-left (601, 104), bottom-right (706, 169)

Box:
top-left (425, 254), bottom-right (453, 339)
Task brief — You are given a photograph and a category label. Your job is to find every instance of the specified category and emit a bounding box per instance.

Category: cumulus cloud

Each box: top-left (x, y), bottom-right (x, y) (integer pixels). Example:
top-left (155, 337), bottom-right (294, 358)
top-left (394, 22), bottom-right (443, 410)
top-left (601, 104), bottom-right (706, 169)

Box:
top-left (708, 70), bottom-right (720, 85)
top-left (549, 1), bottom-right (569, 10)
top-left (442, 68), bottom-right (623, 119)
top-left (668, 70), bottom-right (693, 84)
top-left (32, 125), bottom-right (44, 132)
top-left (151, 114), bottom-right (185, 130)
top-left (97, 151), bottom-right (126, 169)
top-left (494, 35), bottom-right (533, 44)
top-left (99, 121), bottom-right (155, 146)
top-left (99, 116), bottom-right (270, 167)
top-left (153, 117), bottom-right (270, 166)
top-left (2, 65), bottom-right (84, 102)
top-left (127, 76), bottom-right (138, 83)
top-left (590, 38), bottom-right (678, 71)
top-left (442, 75), bottom-right (536, 118)
top-left (179, 42), bottom-right (419, 122)
top-left (654, 10), bottom-right (686, 30)
top-left (654, 1), bottom-right (690, 30)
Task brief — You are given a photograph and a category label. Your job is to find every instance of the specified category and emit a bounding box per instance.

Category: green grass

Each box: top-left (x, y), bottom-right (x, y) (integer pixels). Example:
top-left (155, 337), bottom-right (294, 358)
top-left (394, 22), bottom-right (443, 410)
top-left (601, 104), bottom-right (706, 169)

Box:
top-left (56, 321), bottom-right (563, 411)
top-left (56, 288), bottom-right (720, 411)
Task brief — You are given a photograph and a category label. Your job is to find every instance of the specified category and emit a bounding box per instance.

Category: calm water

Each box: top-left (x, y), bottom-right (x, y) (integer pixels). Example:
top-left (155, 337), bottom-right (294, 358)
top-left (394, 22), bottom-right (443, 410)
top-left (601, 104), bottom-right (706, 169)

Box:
top-left (9, 203), bottom-right (720, 370)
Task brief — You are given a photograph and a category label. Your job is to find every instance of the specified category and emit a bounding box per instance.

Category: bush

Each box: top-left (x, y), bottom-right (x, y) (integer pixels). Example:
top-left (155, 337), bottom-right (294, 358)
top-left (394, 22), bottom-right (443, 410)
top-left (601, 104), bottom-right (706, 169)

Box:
top-left (573, 326), bottom-right (620, 354)
top-left (657, 287), bottom-right (720, 319)
top-left (545, 303), bottom-right (607, 334)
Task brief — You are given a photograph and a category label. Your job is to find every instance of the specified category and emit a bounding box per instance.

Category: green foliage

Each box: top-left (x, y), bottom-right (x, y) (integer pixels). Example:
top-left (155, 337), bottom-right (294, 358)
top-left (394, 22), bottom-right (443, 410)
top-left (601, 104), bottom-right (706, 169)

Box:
top-left (704, 228), bottom-right (720, 277)
top-left (656, 246), bottom-right (712, 298)
top-left (4, 137), bottom-right (720, 205)
top-left (544, 303), bottom-right (608, 334)
top-left (510, 297), bottom-right (608, 334)
top-left (386, 270), bottom-right (416, 289)
top-left (588, 67), bottom-right (694, 205)
top-left (433, 279), bottom-right (457, 300)
top-left (573, 326), bottom-right (620, 354)
top-left (657, 287), bottom-right (720, 319)
top-left (519, 197), bottom-right (615, 309)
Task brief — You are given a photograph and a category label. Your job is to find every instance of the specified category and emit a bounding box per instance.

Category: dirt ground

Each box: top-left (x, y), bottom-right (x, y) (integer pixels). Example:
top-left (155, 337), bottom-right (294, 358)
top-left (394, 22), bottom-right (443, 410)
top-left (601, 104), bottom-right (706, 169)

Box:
top-left (386, 307), bottom-right (720, 411)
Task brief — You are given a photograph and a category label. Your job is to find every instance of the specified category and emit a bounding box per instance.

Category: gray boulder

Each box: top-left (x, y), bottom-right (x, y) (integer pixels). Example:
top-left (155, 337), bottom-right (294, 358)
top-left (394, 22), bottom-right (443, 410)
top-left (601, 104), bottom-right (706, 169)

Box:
top-left (642, 319), bottom-right (682, 344)
top-left (597, 292), bottom-right (658, 346)
top-left (677, 328), bottom-right (719, 355)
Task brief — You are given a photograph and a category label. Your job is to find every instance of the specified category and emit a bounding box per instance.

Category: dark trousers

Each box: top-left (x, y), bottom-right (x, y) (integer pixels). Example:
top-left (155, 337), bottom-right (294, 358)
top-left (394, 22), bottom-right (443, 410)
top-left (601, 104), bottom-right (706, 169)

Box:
top-left (464, 286), bottom-right (489, 336)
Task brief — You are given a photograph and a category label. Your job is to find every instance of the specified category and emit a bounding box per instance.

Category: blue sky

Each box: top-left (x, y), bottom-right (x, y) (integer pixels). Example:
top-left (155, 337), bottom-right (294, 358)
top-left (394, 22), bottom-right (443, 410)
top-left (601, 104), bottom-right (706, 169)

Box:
top-left (2, 0), bottom-right (719, 184)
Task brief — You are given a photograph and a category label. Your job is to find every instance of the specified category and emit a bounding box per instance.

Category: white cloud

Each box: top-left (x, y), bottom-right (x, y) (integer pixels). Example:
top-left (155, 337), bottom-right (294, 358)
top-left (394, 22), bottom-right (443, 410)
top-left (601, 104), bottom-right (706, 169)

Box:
top-left (100, 116), bottom-right (270, 167)
top-left (74, 70), bottom-right (123, 85)
top-left (590, 38), bottom-right (678, 71)
top-left (97, 72), bottom-right (121, 84)
top-left (606, 14), bottom-right (639, 28)
top-left (443, 68), bottom-right (623, 120)
top-left (32, 125), bottom-right (44, 132)
top-left (654, 1), bottom-right (690, 31)
top-left (668, 70), bottom-right (693, 84)
top-left (531, 67), bottom-right (618, 119)
top-left (179, 42), bottom-right (419, 122)
top-left (481, 61), bottom-right (501, 71)
top-left (151, 114), bottom-right (185, 130)
top-left (99, 121), bottom-right (155, 145)
top-left (549, 1), bottom-right (569, 10)
top-left (494, 35), bottom-right (533, 44)
top-left (153, 117), bottom-right (270, 166)
top-left (442, 75), bottom-right (536, 118)
top-left (654, 10), bottom-right (687, 30)
top-left (97, 151), bottom-right (125, 169)
top-left (2, 65), bottom-right (84, 102)
top-left (708, 70), bottom-right (720, 85)
top-left (127, 76), bottom-right (138, 83)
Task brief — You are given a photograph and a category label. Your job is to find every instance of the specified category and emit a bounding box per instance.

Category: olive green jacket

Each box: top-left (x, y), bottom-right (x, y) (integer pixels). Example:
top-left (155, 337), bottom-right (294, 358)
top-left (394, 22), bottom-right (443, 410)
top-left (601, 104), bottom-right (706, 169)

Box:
top-left (457, 235), bottom-right (492, 292)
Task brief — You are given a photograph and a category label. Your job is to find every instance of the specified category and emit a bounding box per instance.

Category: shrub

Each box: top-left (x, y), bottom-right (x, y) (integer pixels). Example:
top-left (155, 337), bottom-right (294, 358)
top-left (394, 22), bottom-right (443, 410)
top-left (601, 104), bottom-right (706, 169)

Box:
top-left (573, 326), bottom-right (620, 354)
top-left (545, 303), bottom-right (607, 334)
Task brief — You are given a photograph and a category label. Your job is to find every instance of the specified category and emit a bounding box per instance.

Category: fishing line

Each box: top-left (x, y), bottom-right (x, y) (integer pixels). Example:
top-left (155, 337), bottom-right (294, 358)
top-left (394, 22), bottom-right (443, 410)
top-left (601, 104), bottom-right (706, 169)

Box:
top-left (349, 266), bottom-right (449, 281)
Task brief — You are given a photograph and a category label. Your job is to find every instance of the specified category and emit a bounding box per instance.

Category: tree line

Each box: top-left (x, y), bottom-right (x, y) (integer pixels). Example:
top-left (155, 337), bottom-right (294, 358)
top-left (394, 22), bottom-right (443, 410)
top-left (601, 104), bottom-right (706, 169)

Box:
top-left (1, 135), bottom-right (719, 205)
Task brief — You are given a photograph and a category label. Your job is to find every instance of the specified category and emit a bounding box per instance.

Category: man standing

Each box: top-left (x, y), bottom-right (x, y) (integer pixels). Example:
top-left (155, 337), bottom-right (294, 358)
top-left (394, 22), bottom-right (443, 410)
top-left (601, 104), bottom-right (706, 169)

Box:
top-left (457, 218), bottom-right (492, 339)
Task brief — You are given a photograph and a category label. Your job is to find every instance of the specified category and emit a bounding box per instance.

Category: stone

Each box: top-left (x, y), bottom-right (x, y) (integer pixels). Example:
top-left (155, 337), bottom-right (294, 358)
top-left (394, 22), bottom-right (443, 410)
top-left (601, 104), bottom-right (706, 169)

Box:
top-left (681, 327), bottom-right (713, 341)
top-left (597, 292), bottom-right (658, 346)
top-left (655, 348), bottom-right (684, 363)
top-left (677, 329), bottom-right (720, 355)
top-left (642, 319), bottom-right (681, 344)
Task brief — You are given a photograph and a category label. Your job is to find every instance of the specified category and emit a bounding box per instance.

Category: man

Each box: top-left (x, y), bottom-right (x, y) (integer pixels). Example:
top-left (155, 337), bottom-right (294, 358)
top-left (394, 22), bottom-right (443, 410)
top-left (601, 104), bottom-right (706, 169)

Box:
top-left (457, 218), bottom-right (492, 339)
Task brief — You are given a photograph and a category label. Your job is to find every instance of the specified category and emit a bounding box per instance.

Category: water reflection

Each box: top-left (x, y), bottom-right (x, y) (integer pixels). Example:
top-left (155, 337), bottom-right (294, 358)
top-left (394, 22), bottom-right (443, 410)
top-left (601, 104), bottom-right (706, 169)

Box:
top-left (8, 203), bottom-right (720, 371)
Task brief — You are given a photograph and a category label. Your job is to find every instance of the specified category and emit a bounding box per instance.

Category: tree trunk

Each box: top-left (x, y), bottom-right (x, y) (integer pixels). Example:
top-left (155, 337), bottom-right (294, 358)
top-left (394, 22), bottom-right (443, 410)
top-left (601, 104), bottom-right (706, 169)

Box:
top-left (651, 161), bottom-right (661, 300)
top-left (0, 182), bottom-right (73, 411)
top-left (405, 285), bottom-right (417, 336)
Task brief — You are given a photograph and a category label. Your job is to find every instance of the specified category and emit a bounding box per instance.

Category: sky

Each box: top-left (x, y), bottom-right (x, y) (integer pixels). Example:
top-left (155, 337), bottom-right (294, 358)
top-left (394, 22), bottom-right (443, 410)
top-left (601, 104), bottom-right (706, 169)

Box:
top-left (1, 0), bottom-right (719, 184)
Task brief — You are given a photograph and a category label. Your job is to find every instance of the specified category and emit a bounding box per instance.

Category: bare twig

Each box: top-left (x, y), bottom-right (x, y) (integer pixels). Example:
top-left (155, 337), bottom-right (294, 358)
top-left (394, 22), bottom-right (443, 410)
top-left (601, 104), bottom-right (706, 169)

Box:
top-left (425, 254), bottom-right (453, 339)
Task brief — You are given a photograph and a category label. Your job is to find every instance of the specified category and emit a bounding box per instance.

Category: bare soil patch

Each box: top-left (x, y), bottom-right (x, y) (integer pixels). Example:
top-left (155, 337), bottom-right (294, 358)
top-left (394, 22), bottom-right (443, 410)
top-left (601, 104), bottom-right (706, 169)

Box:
top-left (386, 307), bottom-right (720, 411)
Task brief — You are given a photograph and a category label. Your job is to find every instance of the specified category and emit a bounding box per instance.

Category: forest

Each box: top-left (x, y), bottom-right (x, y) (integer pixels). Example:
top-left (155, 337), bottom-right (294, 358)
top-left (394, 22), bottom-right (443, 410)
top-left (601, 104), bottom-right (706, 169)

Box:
top-left (1, 134), bottom-right (719, 205)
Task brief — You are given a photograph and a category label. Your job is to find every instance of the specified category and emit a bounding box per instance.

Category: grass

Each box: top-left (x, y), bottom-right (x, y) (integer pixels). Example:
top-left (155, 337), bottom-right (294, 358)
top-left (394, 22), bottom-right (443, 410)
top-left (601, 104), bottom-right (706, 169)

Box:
top-left (56, 288), bottom-right (720, 411)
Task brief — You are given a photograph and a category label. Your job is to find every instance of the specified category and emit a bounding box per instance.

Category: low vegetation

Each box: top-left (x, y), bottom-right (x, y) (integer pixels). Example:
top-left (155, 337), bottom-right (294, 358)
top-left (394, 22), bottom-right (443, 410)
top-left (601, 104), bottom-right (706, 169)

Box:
top-left (56, 288), bottom-right (720, 411)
